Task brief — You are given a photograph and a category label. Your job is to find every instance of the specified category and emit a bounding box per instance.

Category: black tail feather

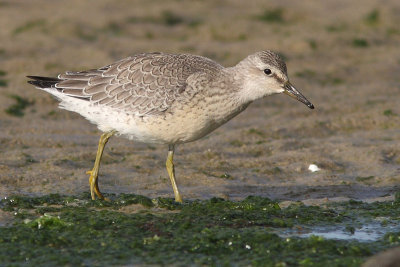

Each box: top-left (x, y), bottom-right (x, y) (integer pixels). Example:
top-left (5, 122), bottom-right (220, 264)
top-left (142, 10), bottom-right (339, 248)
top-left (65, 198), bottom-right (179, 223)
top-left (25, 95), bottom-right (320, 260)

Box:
top-left (27, 76), bottom-right (61, 88)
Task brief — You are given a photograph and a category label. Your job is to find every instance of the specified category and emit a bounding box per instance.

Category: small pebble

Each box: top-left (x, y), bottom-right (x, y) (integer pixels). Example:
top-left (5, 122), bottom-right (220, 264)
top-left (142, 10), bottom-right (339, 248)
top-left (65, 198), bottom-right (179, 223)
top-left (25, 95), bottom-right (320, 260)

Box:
top-left (308, 164), bottom-right (320, 172)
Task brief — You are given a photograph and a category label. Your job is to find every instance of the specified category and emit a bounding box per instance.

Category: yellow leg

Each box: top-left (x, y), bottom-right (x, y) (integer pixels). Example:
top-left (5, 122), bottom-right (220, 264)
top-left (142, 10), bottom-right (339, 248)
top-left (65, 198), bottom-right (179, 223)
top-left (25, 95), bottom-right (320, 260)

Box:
top-left (166, 145), bottom-right (182, 203)
top-left (86, 131), bottom-right (115, 200)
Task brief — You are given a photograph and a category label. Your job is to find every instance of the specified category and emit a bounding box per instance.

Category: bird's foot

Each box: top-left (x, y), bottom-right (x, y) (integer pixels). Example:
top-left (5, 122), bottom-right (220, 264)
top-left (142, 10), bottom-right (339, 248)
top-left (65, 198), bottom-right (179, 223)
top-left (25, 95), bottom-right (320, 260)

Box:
top-left (175, 194), bottom-right (183, 203)
top-left (86, 170), bottom-right (109, 201)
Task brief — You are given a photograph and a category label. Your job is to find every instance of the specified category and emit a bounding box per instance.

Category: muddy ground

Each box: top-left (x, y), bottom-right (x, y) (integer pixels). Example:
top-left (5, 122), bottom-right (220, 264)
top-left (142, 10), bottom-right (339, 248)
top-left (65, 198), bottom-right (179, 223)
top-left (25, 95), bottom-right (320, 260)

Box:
top-left (0, 0), bottom-right (399, 203)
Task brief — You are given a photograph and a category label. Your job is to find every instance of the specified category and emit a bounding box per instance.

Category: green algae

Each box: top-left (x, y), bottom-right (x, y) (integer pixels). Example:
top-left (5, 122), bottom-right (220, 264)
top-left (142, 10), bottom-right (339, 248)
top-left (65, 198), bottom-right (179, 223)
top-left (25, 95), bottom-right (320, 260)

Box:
top-left (5, 95), bottom-right (34, 117)
top-left (25, 214), bottom-right (73, 230)
top-left (0, 194), bottom-right (399, 266)
top-left (364, 9), bottom-right (380, 26)
top-left (256, 8), bottom-right (285, 24)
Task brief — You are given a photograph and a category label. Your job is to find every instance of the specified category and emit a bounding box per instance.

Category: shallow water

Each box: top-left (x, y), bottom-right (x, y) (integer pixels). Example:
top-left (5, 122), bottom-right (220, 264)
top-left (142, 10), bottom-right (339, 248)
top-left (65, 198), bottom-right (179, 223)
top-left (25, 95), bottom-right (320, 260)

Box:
top-left (280, 221), bottom-right (400, 242)
top-left (1, 194), bottom-right (399, 266)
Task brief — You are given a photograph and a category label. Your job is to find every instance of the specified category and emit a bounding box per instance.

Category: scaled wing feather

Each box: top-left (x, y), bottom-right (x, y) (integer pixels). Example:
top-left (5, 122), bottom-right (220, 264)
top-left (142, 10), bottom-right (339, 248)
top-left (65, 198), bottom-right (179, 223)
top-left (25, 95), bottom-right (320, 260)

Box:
top-left (54, 53), bottom-right (223, 116)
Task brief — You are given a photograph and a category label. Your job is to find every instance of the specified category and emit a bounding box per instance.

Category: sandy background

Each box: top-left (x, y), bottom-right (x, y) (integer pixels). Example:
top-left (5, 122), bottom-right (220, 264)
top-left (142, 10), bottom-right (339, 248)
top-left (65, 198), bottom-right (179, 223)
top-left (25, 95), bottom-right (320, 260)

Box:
top-left (0, 0), bottom-right (399, 202)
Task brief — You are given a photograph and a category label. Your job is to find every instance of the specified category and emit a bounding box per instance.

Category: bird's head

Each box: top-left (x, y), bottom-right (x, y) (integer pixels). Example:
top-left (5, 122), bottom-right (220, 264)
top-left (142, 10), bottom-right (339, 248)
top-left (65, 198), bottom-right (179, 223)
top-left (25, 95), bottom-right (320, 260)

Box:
top-left (234, 50), bottom-right (314, 109)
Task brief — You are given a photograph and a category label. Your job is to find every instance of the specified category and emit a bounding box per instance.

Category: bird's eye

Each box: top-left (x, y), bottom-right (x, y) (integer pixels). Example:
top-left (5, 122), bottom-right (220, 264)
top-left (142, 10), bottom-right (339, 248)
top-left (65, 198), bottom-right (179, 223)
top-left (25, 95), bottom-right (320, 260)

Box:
top-left (263, 69), bottom-right (272, 75)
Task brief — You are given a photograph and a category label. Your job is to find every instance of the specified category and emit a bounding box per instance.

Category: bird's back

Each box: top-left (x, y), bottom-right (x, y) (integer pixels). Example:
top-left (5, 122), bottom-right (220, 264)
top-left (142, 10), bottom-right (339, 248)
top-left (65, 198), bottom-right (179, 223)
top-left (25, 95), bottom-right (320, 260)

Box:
top-left (28, 52), bottom-right (224, 117)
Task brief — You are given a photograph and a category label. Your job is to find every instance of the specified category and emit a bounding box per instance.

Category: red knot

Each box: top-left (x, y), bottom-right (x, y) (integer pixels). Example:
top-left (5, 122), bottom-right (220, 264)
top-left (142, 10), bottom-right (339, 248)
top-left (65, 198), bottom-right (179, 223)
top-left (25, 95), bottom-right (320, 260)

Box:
top-left (28, 51), bottom-right (314, 202)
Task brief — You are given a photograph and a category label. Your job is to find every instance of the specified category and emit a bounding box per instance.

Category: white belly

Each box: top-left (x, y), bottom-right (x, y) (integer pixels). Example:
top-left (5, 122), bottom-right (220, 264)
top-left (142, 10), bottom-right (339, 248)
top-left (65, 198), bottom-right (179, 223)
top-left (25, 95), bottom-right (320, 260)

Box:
top-left (52, 89), bottom-right (248, 144)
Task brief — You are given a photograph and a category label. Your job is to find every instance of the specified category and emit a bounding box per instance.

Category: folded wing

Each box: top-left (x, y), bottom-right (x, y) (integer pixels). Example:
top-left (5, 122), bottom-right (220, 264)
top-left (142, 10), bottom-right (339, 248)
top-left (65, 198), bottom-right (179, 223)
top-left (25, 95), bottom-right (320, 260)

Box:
top-left (29, 52), bottom-right (223, 116)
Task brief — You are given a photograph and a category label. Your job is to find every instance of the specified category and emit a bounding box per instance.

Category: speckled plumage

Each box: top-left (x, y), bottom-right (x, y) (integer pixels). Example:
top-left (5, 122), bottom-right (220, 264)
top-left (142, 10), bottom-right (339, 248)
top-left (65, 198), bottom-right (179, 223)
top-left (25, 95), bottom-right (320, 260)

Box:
top-left (28, 50), bottom-right (314, 201)
top-left (55, 52), bottom-right (224, 117)
top-left (28, 51), bottom-right (314, 145)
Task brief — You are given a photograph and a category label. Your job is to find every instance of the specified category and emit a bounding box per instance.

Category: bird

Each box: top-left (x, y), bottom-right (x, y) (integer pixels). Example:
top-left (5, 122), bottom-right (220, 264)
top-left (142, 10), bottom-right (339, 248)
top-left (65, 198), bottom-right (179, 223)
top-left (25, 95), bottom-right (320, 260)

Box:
top-left (27, 50), bottom-right (314, 202)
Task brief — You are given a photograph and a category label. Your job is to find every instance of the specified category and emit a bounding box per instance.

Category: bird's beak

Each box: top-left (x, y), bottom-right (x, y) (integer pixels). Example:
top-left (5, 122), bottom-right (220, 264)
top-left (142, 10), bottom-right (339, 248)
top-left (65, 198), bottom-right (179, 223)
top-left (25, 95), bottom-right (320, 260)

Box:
top-left (283, 82), bottom-right (314, 109)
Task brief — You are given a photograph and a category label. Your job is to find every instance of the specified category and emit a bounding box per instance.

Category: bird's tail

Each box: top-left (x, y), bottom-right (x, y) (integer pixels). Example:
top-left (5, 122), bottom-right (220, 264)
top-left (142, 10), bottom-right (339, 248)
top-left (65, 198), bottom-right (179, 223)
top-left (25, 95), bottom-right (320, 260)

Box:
top-left (27, 76), bottom-right (60, 89)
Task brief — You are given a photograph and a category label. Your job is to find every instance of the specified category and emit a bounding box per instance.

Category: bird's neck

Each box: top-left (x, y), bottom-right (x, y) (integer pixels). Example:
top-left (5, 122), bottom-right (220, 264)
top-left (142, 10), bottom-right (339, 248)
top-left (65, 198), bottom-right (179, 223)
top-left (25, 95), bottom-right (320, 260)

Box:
top-left (221, 65), bottom-right (259, 106)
